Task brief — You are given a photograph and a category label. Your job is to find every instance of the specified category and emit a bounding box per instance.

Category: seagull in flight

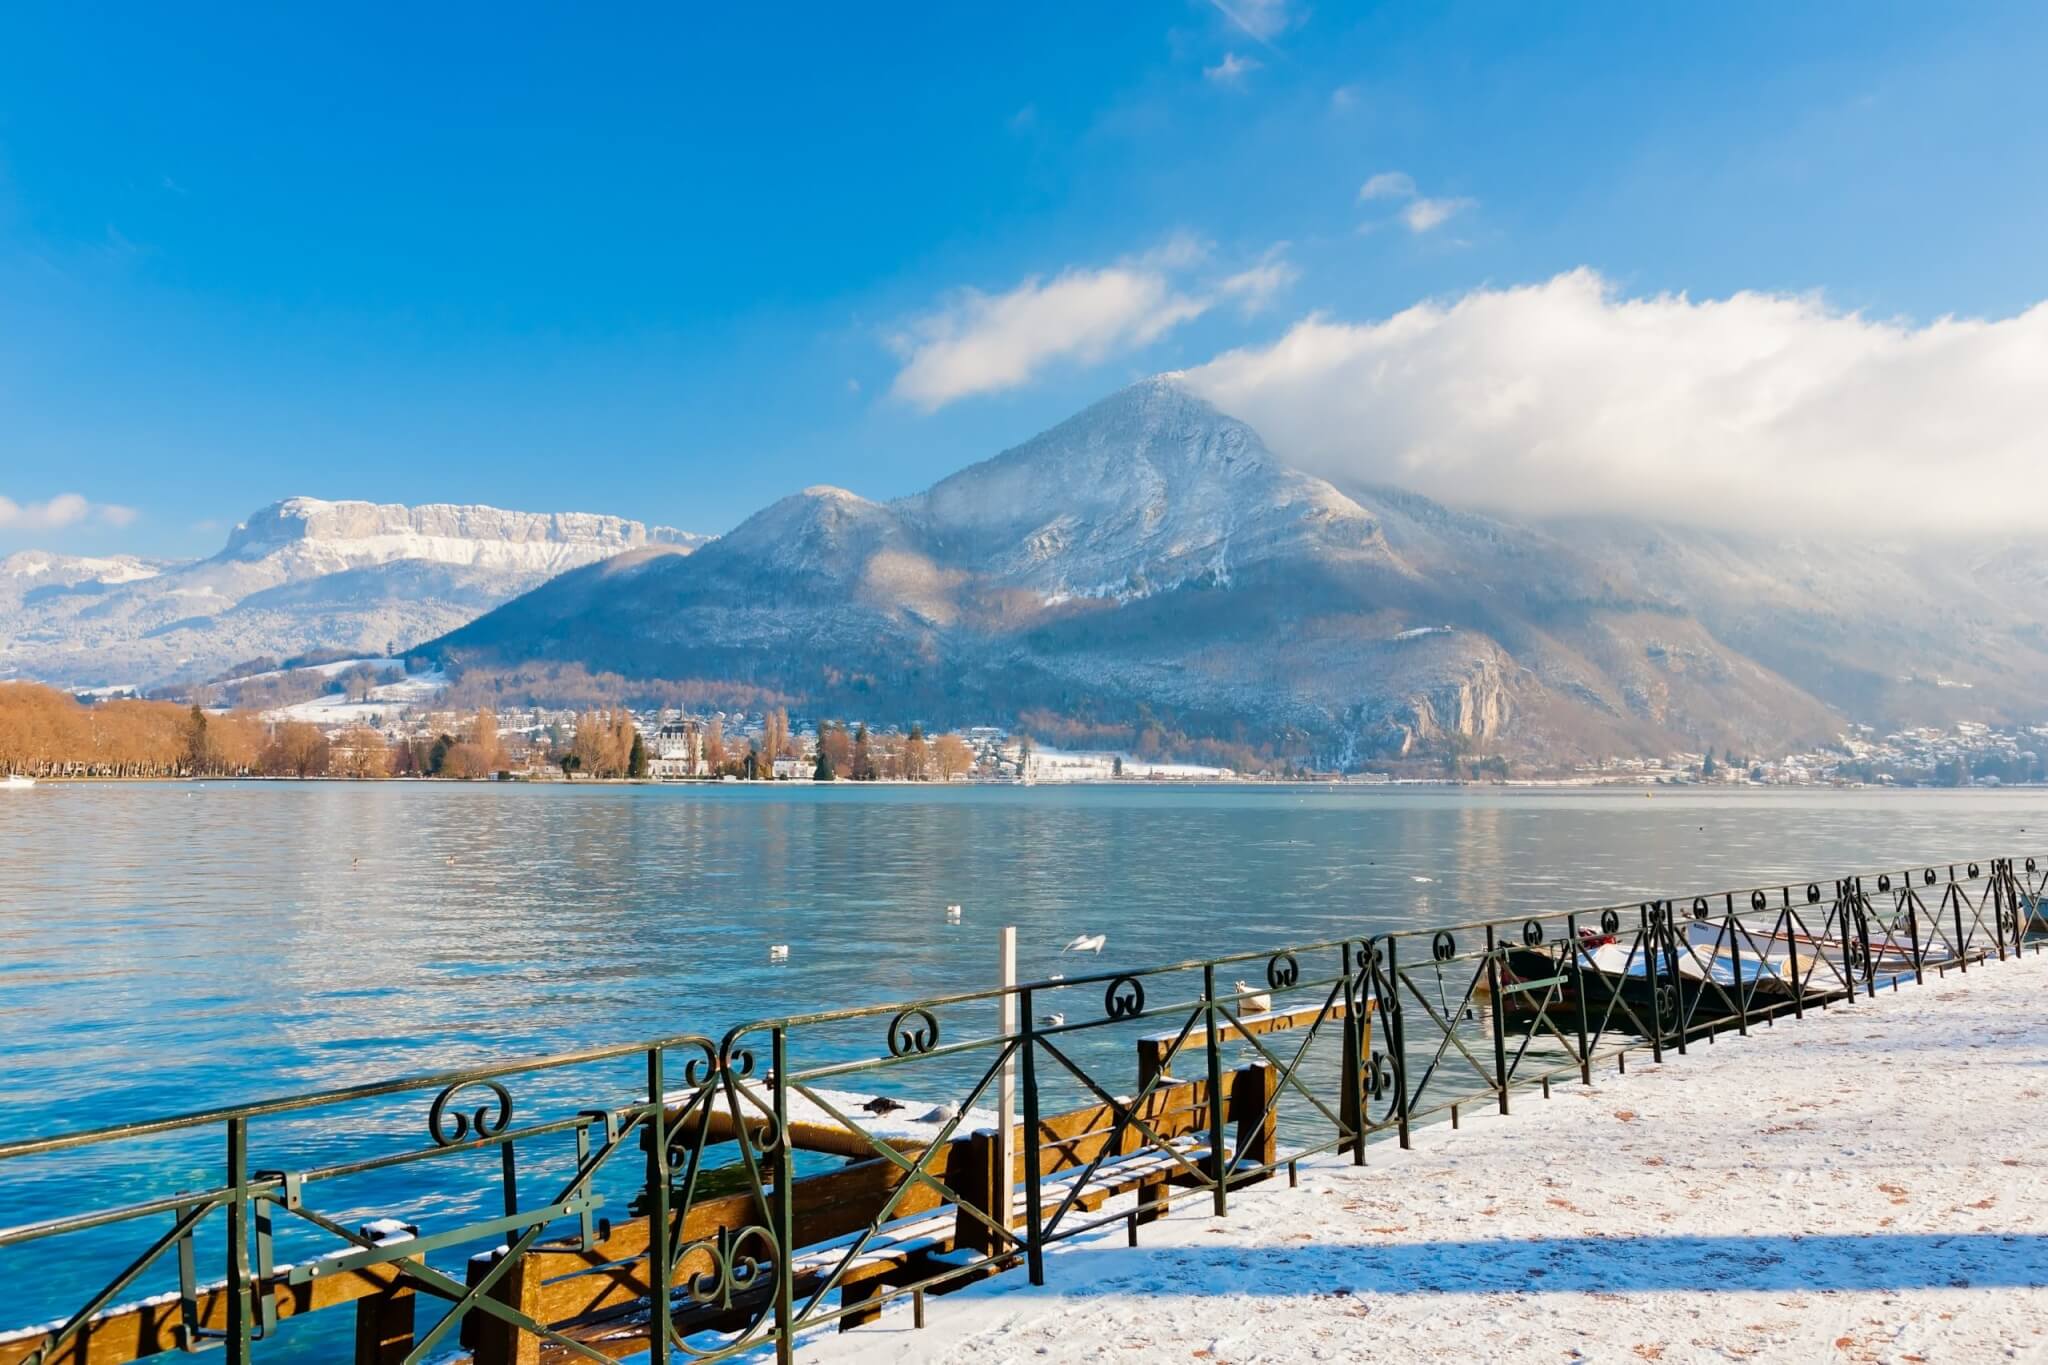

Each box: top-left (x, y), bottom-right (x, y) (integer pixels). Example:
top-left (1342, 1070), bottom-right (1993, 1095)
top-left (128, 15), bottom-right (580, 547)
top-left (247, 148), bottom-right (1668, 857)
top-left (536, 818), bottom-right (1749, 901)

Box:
top-left (1063, 933), bottom-right (1107, 954)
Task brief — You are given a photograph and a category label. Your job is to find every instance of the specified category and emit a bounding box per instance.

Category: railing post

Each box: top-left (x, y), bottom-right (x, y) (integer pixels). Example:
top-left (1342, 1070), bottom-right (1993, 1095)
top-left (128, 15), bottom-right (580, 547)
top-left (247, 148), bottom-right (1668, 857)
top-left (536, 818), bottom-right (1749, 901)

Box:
top-left (1018, 988), bottom-right (1045, 1285)
top-left (1202, 963), bottom-right (1228, 1216)
top-left (1905, 891), bottom-right (1924, 984)
top-left (1339, 942), bottom-right (1365, 1164)
top-left (1660, 906), bottom-right (1687, 1055)
top-left (1992, 865), bottom-right (2011, 962)
top-left (1483, 924), bottom-right (1509, 1115)
top-left (1384, 938), bottom-right (1411, 1150)
top-left (1954, 890), bottom-right (1969, 974)
top-left (1642, 911), bottom-right (1665, 1064)
top-left (1727, 911), bottom-right (1748, 1036)
top-left (772, 1028), bottom-right (795, 1365)
top-left (1853, 886), bottom-right (1877, 999)
top-left (1567, 913), bottom-right (1592, 1085)
top-left (226, 1117), bottom-right (252, 1363)
top-left (1782, 907), bottom-right (1804, 1021)
top-left (642, 1048), bottom-right (670, 1365)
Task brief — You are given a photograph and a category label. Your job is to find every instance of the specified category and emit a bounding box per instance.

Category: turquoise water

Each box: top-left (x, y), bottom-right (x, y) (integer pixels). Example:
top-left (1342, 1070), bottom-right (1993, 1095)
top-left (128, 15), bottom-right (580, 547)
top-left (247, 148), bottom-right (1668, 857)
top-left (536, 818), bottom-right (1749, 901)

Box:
top-left (2, 781), bottom-right (2043, 1353)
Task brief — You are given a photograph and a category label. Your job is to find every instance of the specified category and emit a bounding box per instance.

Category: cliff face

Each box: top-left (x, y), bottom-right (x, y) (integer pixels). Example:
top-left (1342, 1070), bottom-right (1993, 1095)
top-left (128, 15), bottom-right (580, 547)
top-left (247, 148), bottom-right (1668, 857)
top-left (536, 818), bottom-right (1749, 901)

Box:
top-left (0, 499), bottom-right (707, 689)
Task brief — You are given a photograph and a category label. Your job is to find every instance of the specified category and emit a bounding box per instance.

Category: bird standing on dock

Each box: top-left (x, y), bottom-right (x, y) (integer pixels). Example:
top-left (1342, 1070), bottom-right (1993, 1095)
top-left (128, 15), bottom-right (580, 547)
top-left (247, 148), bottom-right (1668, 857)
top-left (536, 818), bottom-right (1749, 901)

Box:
top-left (1233, 980), bottom-right (1274, 1014)
top-left (1063, 933), bottom-right (1107, 953)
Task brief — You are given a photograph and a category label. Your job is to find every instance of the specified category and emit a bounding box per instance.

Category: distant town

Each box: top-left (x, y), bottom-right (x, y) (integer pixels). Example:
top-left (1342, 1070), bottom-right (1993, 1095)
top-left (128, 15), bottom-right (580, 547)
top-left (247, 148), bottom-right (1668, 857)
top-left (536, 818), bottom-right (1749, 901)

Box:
top-left (3, 651), bottom-right (2044, 788)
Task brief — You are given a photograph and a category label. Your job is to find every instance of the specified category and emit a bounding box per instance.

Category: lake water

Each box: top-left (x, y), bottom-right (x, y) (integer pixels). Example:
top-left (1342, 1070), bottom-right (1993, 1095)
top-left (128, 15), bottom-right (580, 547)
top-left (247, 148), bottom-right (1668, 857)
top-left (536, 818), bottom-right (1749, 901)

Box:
top-left (3, 781), bottom-right (2044, 1352)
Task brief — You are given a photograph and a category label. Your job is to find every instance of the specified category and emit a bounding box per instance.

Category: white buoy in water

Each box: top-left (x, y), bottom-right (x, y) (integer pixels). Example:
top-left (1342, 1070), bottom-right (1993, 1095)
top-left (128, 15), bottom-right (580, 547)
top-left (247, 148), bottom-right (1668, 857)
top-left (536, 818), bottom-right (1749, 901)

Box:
top-left (946, 904), bottom-right (962, 923)
top-left (768, 944), bottom-right (790, 962)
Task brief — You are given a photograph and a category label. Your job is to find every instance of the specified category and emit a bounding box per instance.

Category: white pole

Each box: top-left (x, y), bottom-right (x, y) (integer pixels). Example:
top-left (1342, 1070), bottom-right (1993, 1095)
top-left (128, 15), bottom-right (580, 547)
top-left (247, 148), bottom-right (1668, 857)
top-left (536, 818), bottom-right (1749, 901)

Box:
top-left (997, 925), bottom-right (1017, 1233)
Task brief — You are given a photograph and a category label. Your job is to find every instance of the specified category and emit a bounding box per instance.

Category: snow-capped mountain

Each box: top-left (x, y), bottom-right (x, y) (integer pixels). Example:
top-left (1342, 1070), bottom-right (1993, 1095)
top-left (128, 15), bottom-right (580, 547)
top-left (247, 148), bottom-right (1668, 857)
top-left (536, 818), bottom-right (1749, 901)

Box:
top-left (428, 379), bottom-right (1900, 765)
top-left (0, 498), bottom-right (707, 689)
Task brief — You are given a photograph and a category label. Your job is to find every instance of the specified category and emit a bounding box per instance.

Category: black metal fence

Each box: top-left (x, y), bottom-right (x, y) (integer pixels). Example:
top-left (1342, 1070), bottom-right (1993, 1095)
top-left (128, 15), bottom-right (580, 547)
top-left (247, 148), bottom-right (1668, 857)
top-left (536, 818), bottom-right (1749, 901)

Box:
top-left (2, 854), bottom-right (2042, 1365)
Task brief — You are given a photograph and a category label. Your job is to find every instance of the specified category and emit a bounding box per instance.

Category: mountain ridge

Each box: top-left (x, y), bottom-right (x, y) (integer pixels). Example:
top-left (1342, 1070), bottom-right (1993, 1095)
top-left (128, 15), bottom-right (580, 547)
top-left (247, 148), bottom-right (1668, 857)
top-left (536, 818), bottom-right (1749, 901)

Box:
top-left (426, 379), bottom-right (1926, 767)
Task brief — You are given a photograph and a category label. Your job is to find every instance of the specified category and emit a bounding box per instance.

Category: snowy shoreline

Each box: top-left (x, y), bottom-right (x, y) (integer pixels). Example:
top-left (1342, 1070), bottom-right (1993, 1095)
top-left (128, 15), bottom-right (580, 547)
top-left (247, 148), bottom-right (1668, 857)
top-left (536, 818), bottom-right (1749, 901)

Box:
top-left (768, 948), bottom-right (2048, 1363)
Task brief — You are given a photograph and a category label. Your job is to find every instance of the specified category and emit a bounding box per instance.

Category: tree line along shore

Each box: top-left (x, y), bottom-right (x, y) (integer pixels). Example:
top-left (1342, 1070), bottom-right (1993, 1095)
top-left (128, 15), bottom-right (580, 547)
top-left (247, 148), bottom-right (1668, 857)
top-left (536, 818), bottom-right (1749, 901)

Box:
top-left (0, 681), bottom-right (983, 781)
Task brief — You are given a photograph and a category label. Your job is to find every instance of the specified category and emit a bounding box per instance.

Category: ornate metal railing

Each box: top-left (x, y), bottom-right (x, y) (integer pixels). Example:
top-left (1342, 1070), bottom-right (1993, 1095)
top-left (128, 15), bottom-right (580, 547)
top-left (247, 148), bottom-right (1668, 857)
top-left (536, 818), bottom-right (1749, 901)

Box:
top-left (1, 854), bottom-right (2042, 1365)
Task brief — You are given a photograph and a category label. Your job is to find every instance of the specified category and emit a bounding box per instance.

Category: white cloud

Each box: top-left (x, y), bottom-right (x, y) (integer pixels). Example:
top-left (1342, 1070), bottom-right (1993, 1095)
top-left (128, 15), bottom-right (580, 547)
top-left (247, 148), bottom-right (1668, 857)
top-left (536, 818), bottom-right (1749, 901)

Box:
top-left (891, 260), bottom-right (1210, 410)
top-left (0, 492), bottom-right (135, 531)
top-left (1210, 0), bottom-right (1296, 41)
top-left (1330, 84), bottom-right (1361, 112)
top-left (1400, 196), bottom-right (1470, 233)
top-left (1358, 172), bottom-right (1475, 233)
top-left (1204, 51), bottom-right (1261, 86)
top-left (1217, 245), bottom-right (1299, 315)
top-left (1177, 269), bottom-right (2048, 533)
top-left (1357, 171), bottom-right (1416, 202)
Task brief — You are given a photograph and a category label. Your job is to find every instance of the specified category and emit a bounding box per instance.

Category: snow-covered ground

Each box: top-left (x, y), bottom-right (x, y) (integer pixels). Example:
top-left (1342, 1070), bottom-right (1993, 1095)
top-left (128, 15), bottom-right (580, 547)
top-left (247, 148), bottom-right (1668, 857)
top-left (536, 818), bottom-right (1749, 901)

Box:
top-left (1025, 747), bottom-right (1234, 781)
top-left (794, 951), bottom-right (2048, 1363)
top-left (262, 667), bottom-right (447, 723)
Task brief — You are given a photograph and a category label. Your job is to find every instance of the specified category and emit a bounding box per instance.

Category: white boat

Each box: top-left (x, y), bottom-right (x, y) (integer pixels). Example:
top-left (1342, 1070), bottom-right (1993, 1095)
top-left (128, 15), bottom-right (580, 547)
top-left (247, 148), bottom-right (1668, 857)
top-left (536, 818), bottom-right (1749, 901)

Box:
top-left (2, 775), bottom-right (35, 789)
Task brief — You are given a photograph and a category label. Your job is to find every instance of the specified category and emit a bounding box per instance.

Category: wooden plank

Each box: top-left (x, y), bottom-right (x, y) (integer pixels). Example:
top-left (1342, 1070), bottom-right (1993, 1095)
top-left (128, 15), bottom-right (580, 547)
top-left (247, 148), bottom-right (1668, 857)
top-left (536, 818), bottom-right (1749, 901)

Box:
top-left (1137, 1000), bottom-right (1362, 1089)
top-left (0, 1261), bottom-right (410, 1365)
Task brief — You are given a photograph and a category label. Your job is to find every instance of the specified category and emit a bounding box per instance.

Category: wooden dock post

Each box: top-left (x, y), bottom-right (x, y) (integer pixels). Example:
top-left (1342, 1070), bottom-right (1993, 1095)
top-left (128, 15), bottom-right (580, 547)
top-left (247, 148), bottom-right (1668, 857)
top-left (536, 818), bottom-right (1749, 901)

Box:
top-left (352, 1283), bottom-right (415, 1365)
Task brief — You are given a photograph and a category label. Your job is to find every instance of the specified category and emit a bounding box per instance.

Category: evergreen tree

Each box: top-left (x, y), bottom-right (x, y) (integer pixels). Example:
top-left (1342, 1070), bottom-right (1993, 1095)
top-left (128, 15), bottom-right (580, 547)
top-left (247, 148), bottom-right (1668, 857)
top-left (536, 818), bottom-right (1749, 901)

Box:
top-left (814, 739), bottom-right (836, 781)
top-left (184, 703), bottom-right (209, 775)
top-left (853, 723), bottom-right (875, 781)
top-left (628, 731), bottom-right (649, 778)
top-left (428, 733), bottom-right (453, 776)
top-left (1701, 748), bottom-right (1718, 779)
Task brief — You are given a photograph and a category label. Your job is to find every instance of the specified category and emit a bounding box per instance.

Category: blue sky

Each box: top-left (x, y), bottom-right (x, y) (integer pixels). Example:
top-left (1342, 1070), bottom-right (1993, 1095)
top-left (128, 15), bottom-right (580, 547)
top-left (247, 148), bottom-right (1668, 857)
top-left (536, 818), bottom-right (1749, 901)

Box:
top-left (4, 2), bottom-right (2046, 556)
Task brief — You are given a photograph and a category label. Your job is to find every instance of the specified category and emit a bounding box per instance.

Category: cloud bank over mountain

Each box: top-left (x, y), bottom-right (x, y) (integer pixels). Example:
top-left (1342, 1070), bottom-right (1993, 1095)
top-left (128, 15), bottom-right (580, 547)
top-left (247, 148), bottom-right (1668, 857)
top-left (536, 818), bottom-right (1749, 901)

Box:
top-left (1177, 269), bottom-right (2048, 532)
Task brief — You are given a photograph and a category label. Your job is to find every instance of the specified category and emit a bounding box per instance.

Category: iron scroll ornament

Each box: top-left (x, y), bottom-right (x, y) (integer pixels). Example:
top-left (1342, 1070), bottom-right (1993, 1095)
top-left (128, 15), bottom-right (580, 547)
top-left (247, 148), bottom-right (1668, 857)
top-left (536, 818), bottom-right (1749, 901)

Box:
top-left (886, 1007), bottom-right (940, 1057)
top-left (1364, 1050), bottom-right (1393, 1101)
top-left (1105, 975), bottom-right (1145, 1020)
top-left (674, 1223), bottom-right (779, 1308)
top-left (1521, 919), bottom-right (1544, 947)
top-left (678, 1036), bottom-right (723, 1089)
top-left (1431, 931), bottom-right (1456, 963)
top-left (1599, 909), bottom-right (1621, 934)
top-left (1266, 952), bottom-right (1300, 991)
top-left (427, 1078), bottom-right (513, 1147)
top-left (1692, 898), bottom-right (1710, 921)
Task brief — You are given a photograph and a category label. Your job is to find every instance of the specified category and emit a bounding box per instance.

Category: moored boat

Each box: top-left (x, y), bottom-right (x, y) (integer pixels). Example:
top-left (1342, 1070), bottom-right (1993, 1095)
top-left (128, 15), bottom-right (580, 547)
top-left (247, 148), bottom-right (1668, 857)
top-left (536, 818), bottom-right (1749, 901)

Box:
top-left (2, 774), bottom-right (35, 789)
